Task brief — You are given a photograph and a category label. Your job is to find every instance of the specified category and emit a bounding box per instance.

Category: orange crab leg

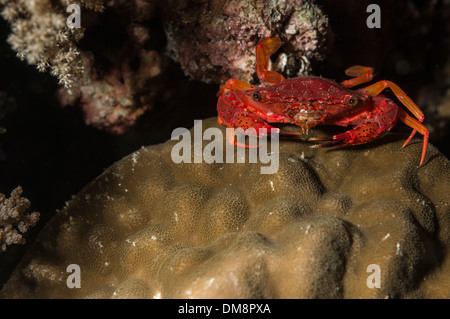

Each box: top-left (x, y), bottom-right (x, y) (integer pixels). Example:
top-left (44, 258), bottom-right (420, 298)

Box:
top-left (397, 109), bottom-right (429, 165)
top-left (361, 79), bottom-right (425, 141)
top-left (217, 78), bottom-right (255, 96)
top-left (256, 37), bottom-right (285, 84)
top-left (341, 65), bottom-right (374, 88)
top-left (361, 80), bottom-right (428, 165)
top-left (361, 80), bottom-right (424, 121)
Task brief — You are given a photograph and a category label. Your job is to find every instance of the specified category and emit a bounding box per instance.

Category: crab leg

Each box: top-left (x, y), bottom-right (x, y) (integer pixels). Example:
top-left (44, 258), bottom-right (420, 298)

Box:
top-left (217, 78), bottom-right (255, 96)
top-left (223, 112), bottom-right (280, 148)
top-left (397, 108), bottom-right (429, 165)
top-left (256, 37), bottom-right (285, 84)
top-left (341, 65), bottom-right (374, 88)
top-left (360, 80), bottom-right (428, 164)
top-left (361, 80), bottom-right (424, 120)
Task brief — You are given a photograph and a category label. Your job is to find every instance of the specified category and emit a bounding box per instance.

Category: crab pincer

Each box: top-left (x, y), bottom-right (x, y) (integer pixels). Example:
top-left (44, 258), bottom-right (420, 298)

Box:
top-left (217, 37), bottom-right (429, 165)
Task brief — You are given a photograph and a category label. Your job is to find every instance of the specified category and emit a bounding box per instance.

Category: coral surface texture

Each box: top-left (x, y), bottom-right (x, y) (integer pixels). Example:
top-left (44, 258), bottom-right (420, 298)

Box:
top-left (1, 118), bottom-right (449, 298)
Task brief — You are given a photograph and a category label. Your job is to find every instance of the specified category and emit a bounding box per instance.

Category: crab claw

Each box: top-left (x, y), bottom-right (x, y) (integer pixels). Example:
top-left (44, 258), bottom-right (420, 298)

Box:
top-left (308, 115), bottom-right (390, 149)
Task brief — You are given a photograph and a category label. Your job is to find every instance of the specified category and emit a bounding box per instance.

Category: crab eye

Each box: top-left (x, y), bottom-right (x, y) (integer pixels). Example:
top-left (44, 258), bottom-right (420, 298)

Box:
top-left (344, 95), bottom-right (359, 106)
top-left (252, 91), bottom-right (262, 102)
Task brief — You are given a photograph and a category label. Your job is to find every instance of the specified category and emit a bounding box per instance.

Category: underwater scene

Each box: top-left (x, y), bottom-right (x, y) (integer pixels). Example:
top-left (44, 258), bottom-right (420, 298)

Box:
top-left (0, 0), bottom-right (449, 300)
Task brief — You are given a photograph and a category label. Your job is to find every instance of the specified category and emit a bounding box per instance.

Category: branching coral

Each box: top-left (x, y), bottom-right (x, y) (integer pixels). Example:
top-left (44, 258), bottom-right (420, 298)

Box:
top-left (0, 0), bottom-right (104, 88)
top-left (1, 119), bottom-right (449, 298)
top-left (0, 186), bottom-right (39, 253)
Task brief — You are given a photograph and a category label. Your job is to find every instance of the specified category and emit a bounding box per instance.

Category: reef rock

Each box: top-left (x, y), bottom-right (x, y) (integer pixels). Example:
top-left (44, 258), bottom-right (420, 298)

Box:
top-left (163, 0), bottom-right (332, 84)
top-left (1, 118), bottom-right (449, 298)
top-left (1, 0), bottom-right (332, 133)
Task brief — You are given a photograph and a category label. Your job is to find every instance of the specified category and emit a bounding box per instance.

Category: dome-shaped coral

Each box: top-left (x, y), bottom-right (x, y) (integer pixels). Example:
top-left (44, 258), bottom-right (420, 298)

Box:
top-left (1, 118), bottom-right (449, 298)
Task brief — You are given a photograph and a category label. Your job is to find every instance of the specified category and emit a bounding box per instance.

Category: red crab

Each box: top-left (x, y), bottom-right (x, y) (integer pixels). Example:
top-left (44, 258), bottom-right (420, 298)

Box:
top-left (217, 37), bottom-right (429, 165)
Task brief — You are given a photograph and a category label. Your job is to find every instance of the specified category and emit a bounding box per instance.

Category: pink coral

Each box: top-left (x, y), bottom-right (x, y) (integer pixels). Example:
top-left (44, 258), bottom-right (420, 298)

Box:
top-left (1, 0), bottom-right (332, 133)
top-left (58, 48), bottom-right (163, 134)
top-left (163, 0), bottom-right (332, 84)
top-left (55, 0), bottom-right (166, 134)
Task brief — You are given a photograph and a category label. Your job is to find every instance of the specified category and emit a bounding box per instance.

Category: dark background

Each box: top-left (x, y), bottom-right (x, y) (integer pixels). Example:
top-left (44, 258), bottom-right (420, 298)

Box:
top-left (1, 0), bottom-right (449, 289)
